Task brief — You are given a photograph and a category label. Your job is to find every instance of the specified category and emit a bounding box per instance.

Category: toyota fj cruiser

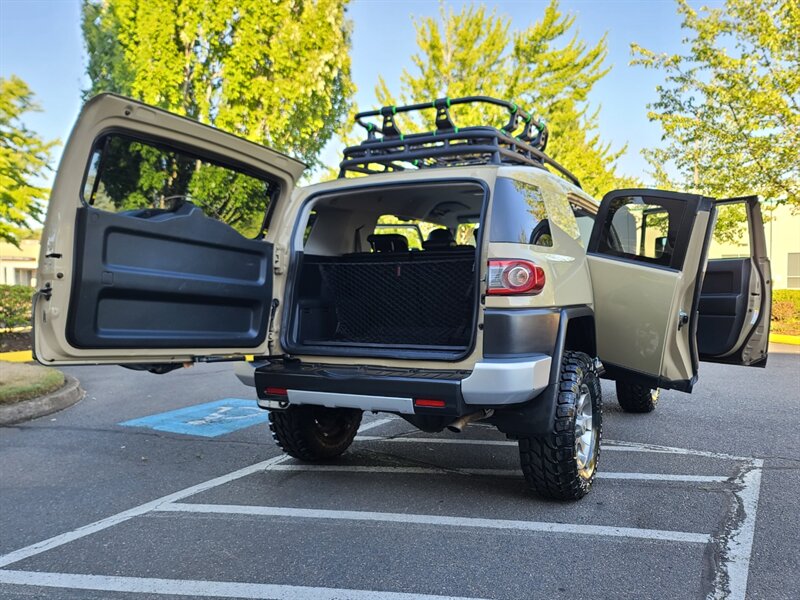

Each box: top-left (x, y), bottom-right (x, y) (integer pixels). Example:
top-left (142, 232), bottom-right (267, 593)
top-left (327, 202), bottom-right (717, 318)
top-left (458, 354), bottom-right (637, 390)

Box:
top-left (33, 94), bottom-right (772, 500)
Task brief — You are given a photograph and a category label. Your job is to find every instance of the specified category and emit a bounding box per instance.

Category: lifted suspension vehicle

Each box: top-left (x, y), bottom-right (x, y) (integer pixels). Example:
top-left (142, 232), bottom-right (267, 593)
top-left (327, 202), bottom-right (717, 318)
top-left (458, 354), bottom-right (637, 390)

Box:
top-left (34, 94), bottom-right (771, 500)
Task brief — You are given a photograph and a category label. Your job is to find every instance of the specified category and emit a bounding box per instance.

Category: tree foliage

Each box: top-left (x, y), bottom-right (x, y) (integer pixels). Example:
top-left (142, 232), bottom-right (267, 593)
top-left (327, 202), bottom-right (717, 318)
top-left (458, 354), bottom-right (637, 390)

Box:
top-left (82, 0), bottom-right (354, 169)
top-left (0, 76), bottom-right (56, 246)
top-left (632, 0), bottom-right (799, 207)
top-left (372, 1), bottom-right (636, 197)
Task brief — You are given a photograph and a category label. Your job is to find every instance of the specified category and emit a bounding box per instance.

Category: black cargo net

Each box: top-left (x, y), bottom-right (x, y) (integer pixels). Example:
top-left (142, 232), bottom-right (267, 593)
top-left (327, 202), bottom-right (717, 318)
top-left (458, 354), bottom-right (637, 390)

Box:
top-left (312, 254), bottom-right (476, 347)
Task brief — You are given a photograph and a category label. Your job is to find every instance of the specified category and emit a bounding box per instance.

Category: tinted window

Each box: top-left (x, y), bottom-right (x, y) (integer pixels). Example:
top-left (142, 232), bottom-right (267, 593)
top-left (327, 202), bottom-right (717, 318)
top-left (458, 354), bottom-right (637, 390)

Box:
top-left (571, 203), bottom-right (596, 248)
top-left (595, 195), bottom-right (690, 269)
top-left (490, 178), bottom-right (552, 246)
top-left (82, 133), bottom-right (276, 238)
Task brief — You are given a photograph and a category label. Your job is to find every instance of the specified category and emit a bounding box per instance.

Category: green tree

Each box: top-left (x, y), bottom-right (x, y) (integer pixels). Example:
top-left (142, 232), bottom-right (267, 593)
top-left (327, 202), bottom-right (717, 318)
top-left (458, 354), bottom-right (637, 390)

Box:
top-left (82, 0), bottom-right (354, 169)
top-left (632, 0), bottom-right (799, 210)
top-left (371, 1), bottom-right (636, 197)
top-left (0, 76), bottom-right (56, 246)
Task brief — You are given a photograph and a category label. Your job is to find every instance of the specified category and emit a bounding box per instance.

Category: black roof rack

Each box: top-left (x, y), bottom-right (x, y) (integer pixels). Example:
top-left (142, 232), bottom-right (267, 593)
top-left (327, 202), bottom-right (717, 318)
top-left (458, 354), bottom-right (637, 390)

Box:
top-left (338, 96), bottom-right (581, 188)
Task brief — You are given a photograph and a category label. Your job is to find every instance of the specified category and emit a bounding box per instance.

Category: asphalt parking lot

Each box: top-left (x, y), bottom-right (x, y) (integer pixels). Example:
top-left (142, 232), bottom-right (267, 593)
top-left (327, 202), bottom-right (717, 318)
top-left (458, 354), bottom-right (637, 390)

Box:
top-left (1, 346), bottom-right (798, 600)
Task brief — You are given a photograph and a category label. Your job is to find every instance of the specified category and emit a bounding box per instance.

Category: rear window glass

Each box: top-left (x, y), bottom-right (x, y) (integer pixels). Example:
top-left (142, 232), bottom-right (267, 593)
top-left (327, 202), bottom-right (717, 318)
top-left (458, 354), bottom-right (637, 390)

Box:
top-left (373, 217), bottom-right (425, 250)
top-left (82, 133), bottom-right (276, 238)
top-left (490, 178), bottom-right (552, 246)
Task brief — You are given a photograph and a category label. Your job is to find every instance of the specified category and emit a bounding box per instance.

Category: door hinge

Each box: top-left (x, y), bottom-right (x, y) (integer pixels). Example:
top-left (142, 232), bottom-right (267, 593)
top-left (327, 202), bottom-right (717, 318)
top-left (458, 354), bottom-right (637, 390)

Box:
top-left (677, 310), bottom-right (689, 331)
top-left (266, 298), bottom-right (280, 354)
top-left (273, 245), bottom-right (287, 274)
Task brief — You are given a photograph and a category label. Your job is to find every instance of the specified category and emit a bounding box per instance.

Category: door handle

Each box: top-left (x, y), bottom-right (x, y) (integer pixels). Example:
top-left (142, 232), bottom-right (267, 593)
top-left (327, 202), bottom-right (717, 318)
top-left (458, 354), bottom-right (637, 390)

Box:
top-left (677, 310), bottom-right (689, 331)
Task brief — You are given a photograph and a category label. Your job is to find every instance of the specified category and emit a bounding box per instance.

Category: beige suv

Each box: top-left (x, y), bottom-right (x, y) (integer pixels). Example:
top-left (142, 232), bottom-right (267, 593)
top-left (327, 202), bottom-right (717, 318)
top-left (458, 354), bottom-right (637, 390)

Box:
top-left (33, 94), bottom-right (772, 500)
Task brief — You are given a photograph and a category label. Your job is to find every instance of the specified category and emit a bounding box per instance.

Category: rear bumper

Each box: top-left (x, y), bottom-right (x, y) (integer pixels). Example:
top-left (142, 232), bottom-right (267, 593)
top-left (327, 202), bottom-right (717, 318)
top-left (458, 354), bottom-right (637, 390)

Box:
top-left (242, 356), bottom-right (551, 416)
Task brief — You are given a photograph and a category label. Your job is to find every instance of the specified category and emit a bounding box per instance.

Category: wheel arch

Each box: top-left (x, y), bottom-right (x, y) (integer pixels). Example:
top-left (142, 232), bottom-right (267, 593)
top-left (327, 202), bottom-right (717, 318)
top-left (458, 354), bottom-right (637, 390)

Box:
top-left (488, 305), bottom-right (595, 439)
top-left (563, 312), bottom-right (596, 358)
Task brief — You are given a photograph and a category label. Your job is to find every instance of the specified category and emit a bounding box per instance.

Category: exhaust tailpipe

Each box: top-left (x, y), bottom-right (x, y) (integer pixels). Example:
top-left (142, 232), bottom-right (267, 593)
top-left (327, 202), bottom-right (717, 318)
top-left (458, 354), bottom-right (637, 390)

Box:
top-left (446, 409), bottom-right (494, 433)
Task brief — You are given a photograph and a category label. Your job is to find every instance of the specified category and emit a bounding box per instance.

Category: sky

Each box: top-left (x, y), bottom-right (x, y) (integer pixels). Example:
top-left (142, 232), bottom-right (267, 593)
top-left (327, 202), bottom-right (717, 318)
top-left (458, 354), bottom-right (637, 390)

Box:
top-left (0, 0), bottom-right (714, 185)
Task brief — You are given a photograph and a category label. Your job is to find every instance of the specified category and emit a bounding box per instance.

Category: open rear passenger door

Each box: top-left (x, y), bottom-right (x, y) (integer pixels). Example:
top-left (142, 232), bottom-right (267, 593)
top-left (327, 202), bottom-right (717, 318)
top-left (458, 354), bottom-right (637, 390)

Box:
top-left (586, 189), bottom-right (771, 393)
top-left (697, 196), bottom-right (771, 366)
top-left (34, 94), bottom-right (305, 365)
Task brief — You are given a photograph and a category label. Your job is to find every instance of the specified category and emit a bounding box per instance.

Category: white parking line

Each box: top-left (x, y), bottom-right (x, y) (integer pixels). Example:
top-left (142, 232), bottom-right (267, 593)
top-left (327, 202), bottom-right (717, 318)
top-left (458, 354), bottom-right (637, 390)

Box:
top-left (0, 415), bottom-right (761, 600)
top-left (709, 459), bottom-right (764, 600)
top-left (0, 419), bottom-right (391, 571)
top-left (0, 570), bottom-right (488, 600)
top-left (0, 453), bottom-right (292, 570)
top-left (157, 503), bottom-right (712, 544)
top-left (355, 435), bottom-right (752, 461)
top-left (269, 463), bottom-right (729, 483)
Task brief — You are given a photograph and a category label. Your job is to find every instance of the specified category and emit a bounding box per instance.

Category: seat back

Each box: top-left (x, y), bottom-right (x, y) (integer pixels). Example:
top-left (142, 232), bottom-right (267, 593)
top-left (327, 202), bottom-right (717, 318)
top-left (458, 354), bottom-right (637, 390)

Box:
top-left (368, 233), bottom-right (408, 253)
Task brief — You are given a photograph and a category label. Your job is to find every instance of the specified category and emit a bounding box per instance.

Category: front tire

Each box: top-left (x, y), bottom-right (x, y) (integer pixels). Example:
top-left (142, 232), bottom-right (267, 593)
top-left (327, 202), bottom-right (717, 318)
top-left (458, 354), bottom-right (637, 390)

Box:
top-left (269, 405), bottom-right (362, 461)
top-left (518, 351), bottom-right (602, 500)
top-left (615, 381), bottom-right (659, 413)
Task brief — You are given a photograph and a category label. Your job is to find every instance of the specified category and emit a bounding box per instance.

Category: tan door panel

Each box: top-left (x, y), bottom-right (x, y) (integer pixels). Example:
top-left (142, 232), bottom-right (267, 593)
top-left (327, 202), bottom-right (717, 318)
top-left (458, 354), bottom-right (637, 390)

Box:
top-left (34, 94), bottom-right (304, 365)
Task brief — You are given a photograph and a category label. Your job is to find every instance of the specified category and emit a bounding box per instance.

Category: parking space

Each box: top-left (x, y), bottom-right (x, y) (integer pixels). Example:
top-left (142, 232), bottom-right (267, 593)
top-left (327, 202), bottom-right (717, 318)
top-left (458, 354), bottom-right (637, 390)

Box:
top-left (0, 412), bottom-right (763, 600)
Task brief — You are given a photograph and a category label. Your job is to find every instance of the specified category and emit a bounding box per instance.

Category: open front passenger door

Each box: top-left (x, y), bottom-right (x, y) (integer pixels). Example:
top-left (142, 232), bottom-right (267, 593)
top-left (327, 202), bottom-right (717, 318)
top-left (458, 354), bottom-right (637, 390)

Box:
top-left (586, 189), bottom-right (771, 393)
top-left (34, 94), bottom-right (305, 365)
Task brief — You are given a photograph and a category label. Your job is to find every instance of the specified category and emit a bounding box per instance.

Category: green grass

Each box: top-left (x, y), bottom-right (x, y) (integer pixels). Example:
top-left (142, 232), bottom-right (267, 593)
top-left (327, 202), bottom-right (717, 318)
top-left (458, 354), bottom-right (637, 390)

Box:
top-left (0, 362), bottom-right (65, 404)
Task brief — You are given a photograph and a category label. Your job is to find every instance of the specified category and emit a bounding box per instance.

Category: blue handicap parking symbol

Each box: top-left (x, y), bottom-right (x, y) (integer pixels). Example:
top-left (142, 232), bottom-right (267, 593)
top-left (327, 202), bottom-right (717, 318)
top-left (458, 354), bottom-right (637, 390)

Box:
top-left (119, 398), bottom-right (268, 437)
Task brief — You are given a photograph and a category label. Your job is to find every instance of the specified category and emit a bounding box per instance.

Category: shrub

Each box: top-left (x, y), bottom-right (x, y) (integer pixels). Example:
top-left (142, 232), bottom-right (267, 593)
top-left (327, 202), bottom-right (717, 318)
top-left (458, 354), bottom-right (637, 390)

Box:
top-left (0, 285), bottom-right (34, 330)
top-left (772, 289), bottom-right (800, 336)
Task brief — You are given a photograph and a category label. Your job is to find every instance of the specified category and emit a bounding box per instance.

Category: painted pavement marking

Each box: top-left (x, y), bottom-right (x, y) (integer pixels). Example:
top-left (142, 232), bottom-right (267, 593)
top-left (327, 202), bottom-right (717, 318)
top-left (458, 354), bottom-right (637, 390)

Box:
top-left (0, 415), bottom-right (762, 600)
top-left (0, 417), bottom-right (391, 570)
top-left (269, 462), bottom-right (729, 484)
top-left (118, 398), bottom-right (268, 437)
top-left (0, 571), bottom-right (488, 600)
top-left (157, 502), bottom-right (712, 544)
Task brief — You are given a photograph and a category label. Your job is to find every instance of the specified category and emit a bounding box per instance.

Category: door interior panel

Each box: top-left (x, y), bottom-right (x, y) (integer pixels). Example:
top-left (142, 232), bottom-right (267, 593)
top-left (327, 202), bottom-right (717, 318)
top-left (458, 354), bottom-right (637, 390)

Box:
top-left (697, 258), bottom-right (751, 356)
top-left (67, 204), bottom-right (272, 349)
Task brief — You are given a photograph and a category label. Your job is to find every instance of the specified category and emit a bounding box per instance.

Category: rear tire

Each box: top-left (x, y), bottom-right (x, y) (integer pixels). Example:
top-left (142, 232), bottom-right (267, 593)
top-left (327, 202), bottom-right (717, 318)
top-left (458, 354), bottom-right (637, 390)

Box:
top-left (269, 405), bottom-right (362, 461)
top-left (518, 351), bottom-right (602, 501)
top-left (615, 381), bottom-right (659, 413)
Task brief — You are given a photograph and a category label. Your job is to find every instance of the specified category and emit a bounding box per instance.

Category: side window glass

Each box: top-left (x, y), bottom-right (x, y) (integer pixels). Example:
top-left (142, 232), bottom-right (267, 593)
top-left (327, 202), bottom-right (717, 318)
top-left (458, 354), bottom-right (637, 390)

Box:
top-left (82, 133), bottom-right (276, 238)
top-left (571, 202), bottom-right (596, 248)
top-left (707, 203), bottom-right (751, 259)
top-left (490, 178), bottom-right (552, 247)
top-left (596, 195), bottom-right (689, 269)
top-left (542, 190), bottom-right (581, 241)
top-left (455, 222), bottom-right (478, 246)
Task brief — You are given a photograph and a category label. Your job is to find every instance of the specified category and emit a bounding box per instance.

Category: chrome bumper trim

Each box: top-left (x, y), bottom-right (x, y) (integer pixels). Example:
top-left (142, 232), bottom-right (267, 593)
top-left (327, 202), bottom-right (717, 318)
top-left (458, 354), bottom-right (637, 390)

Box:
top-left (461, 355), bottom-right (552, 405)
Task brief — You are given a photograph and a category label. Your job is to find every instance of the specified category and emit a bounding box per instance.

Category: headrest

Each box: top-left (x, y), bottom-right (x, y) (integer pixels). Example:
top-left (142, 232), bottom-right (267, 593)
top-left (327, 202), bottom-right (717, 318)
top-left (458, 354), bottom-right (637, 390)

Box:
top-left (368, 233), bottom-right (408, 253)
top-left (423, 228), bottom-right (455, 250)
top-left (427, 228), bottom-right (454, 243)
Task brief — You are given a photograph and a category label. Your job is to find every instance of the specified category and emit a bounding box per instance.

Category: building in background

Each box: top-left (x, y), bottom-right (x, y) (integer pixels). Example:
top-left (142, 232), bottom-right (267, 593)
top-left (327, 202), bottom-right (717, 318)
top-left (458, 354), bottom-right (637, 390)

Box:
top-left (709, 203), bottom-right (800, 290)
top-left (0, 238), bottom-right (40, 288)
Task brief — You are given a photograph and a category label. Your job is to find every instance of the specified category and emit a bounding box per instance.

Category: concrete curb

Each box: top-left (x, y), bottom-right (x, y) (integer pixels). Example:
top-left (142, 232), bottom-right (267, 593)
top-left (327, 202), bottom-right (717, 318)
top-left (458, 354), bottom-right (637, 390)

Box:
top-left (0, 374), bottom-right (84, 425)
top-left (770, 333), bottom-right (800, 346)
top-left (0, 350), bottom-right (33, 362)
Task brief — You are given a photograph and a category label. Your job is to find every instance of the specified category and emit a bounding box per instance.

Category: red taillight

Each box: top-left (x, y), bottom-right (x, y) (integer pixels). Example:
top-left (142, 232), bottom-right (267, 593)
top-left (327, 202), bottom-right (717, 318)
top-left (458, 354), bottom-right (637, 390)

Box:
top-left (487, 259), bottom-right (545, 295)
top-left (264, 387), bottom-right (288, 396)
top-left (414, 398), bottom-right (446, 408)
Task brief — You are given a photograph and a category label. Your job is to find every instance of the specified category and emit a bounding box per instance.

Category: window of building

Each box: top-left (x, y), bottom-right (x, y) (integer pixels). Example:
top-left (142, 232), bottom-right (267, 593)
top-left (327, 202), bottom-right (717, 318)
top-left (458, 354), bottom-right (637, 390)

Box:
top-left (13, 268), bottom-right (35, 287)
top-left (788, 253), bottom-right (800, 289)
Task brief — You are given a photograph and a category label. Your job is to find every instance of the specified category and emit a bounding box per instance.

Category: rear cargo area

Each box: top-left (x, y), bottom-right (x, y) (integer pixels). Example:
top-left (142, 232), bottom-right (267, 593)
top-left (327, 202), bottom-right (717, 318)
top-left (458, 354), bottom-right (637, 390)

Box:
top-left (285, 181), bottom-right (485, 357)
